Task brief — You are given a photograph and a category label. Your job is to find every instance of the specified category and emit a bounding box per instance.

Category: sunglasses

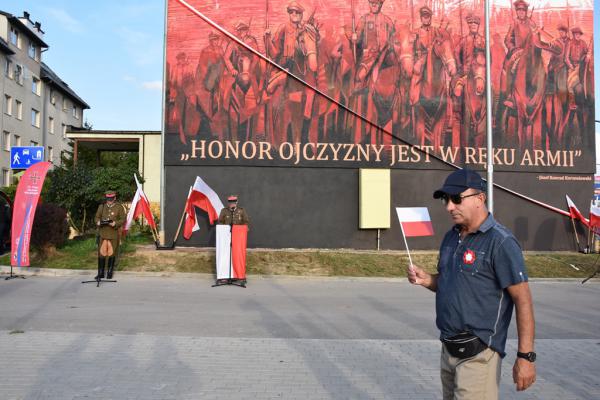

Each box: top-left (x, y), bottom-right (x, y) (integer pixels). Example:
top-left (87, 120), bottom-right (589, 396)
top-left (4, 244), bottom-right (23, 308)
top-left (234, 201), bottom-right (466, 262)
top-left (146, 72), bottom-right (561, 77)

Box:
top-left (441, 192), bottom-right (481, 205)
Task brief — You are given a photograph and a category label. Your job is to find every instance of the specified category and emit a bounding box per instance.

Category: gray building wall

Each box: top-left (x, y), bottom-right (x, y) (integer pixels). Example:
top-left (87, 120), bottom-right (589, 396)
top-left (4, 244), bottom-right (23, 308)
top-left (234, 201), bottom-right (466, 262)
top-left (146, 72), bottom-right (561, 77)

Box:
top-left (0, 11), bottom-right (88, 186)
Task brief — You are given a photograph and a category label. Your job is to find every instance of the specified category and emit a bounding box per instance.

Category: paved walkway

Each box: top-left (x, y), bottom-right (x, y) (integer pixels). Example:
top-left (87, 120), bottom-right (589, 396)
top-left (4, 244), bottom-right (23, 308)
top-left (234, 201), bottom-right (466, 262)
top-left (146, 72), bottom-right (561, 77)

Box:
top-left (0, 275), bottom-right (598, 399)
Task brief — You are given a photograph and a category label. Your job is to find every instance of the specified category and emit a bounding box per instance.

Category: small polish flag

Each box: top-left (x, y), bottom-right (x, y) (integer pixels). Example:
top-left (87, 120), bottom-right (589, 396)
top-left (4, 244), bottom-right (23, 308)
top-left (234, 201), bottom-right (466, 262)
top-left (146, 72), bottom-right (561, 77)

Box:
top-left (590, 203), bottom-right (600, 232)
top-left (183, 176), bottom-right (225, 240)
top-left (566, 195), bottom-right (589, 227)
top-left (395, 207), bottom-right (434, 237)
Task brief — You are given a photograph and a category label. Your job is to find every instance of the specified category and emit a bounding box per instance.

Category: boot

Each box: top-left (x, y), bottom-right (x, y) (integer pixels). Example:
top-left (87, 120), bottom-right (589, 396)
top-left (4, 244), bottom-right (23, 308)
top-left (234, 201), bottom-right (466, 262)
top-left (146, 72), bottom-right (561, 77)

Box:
top-left (95, 257), bottom-right (106, 280)
top-left (106, 256), bottom-right (115, 279)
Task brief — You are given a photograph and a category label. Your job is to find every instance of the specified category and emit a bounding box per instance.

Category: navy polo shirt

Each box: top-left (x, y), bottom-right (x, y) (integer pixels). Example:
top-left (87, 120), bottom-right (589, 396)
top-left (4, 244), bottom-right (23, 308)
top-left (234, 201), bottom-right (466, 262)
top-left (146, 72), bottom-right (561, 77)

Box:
top-left (436, 213), bottom-right (528, 358)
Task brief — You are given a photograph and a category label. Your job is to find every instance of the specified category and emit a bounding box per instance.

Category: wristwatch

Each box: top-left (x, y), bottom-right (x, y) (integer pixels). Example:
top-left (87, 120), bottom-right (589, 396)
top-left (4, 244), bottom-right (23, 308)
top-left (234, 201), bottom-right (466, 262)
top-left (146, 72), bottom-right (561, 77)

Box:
top-left (517, 351), bottom-right (536, 362)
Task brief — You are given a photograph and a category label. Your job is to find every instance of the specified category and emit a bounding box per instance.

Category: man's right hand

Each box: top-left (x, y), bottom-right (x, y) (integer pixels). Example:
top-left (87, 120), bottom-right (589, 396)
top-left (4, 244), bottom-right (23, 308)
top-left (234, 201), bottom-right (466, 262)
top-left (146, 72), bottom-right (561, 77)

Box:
top-left (406, 265), bottom-right (431, 288)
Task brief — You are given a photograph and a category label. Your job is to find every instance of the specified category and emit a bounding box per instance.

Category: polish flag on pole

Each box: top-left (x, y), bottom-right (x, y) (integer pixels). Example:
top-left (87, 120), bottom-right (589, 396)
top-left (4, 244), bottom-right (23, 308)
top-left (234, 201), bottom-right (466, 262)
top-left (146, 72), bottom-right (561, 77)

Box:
top-left (183, 176), bottom-right (224, 240)
top-left (566, 195), bottom-right (589, 227)
top-left (396, 207), bottom-right (434, 270)
top-left (123, 174), bottom-right (156, 236)
top-left (589, 203), bottom-right (600, 233)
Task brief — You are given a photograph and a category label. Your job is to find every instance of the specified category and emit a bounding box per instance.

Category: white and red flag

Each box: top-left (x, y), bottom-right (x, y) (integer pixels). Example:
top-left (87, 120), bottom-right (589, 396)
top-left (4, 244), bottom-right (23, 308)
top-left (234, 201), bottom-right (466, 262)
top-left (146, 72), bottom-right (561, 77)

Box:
top-left (395, 207), bottom-right (434, 237)
top-left (183, 176), bottom-right (224, 239)
top-left (589, 203), bottom-right (600, 233)
top-left (123, 174), bottom-right (156, 235)
top-left (395, 207), bottom-right (434, 270)
top-left (566, 195), bottom-right (589, 227)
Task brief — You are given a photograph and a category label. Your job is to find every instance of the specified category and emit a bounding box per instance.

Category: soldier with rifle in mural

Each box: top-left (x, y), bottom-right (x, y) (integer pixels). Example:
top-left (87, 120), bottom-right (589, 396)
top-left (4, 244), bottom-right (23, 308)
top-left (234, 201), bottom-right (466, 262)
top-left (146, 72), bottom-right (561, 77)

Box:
top-left (264, 1), bottom-right (319, 145)
top-left (348, 0), bottom-right (395, 146)
top-left (451, 13), bottom-right (486, 151)
top-left (542, 24), bottom-right (570, 149)
top-left (564, 26), bottom-right (588, 146)
top-left (223, 20), bottom-right (265, 142)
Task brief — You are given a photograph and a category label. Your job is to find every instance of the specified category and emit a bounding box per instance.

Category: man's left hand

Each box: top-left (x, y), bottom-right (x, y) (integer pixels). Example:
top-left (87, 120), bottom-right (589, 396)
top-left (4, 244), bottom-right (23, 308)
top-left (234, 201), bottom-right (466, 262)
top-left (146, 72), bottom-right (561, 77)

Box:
top-left (513, 357), bottom-right (536, 391)
top-left (110, 221), bottom-right (116, 227)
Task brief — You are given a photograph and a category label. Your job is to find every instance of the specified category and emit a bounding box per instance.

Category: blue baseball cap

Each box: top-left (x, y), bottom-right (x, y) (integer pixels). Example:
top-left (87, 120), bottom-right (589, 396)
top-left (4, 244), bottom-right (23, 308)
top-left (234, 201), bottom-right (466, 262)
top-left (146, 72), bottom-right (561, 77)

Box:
top-left (433, 168), bottom-right (486, 198)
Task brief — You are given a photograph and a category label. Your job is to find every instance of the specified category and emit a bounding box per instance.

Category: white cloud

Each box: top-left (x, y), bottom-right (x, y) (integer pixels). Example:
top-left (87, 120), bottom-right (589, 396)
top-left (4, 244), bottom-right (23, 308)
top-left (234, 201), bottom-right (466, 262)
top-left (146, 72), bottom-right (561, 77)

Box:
top-left (45, 8), bottom-right (84, 33)
top-left (141, 81), bottom-right (163, 91)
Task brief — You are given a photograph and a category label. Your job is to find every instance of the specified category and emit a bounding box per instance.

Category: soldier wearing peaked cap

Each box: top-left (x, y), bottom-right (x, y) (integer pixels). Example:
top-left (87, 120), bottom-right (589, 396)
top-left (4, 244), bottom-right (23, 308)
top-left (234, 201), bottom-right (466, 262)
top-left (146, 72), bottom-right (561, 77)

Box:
top-left (218, 195), bottom-right (250, 226)
top-left (419, 6), bottom-right (432, 17)
top-left (286, 1), bottom-right (304, 13)
top-left (513, 0), bottom-right (528, 10)
top-left (94, 190), bottom-right (126, 280)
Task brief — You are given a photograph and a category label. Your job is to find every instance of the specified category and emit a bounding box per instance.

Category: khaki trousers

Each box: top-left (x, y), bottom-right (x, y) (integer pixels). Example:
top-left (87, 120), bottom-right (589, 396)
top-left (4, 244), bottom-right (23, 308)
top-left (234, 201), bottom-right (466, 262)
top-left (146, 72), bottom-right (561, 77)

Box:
top-left (440, 344), bottom-right (501, 400)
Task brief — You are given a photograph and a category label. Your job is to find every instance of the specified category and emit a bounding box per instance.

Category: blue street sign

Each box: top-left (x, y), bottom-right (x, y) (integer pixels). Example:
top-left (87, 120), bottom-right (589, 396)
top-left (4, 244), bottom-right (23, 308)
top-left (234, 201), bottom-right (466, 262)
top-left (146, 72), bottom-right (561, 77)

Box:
top-left (10, 146), bottom-right (45, 169)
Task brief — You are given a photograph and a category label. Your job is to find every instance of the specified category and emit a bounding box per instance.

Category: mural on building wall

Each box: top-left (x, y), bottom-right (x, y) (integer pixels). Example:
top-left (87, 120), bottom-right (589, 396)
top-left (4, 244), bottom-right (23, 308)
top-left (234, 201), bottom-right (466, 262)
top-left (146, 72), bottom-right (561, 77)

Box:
top-left (164, 0), bottom-right (594, 171)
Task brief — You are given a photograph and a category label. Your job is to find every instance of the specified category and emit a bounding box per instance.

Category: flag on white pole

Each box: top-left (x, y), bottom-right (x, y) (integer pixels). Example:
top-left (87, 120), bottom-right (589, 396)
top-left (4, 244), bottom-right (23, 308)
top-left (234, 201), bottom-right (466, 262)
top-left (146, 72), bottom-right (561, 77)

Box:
top-left (183, 176), bottom-right (224, 239)
top-left (566, 195), bottom-right (589, 227)
top-left (395, 207), bottom-right (434, 237)
top-left (123, 174), bottom-right (156, 235)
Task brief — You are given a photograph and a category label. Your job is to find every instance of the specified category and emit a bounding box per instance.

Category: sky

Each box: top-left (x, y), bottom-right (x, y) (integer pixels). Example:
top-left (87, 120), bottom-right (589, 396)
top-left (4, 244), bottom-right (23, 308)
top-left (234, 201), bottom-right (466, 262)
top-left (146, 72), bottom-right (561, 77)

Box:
top-left (1, 1), bottom-right (598, 135)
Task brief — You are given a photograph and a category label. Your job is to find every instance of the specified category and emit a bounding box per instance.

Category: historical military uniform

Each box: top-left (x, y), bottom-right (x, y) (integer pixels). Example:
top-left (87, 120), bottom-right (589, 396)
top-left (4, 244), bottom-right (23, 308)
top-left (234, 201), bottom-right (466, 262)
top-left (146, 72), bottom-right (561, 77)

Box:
top-left (217, 195), bottom-right (250, 225)
top-left (354, 0), bottom-right (395, 85)
top-left (94, 191), bottom-right (126, 279)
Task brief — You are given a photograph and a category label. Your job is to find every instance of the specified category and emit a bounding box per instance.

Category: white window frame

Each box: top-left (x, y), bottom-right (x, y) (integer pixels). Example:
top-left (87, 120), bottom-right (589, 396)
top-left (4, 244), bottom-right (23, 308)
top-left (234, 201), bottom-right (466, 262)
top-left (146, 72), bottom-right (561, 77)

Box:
top-left (14, 134), bottom-right (21, 147)
top-left (32, 76), bottom-right (41, 96)
top-left (15, 100), bottom-right (22, 120)
top-left (62, 97), bottom-right (68, 111)
top-left (62, 123), bottom-right (67, 139)
top-left (15, 64), bottom-right (24, 85)
top-left (2, 169), bottom-right (10, 187)
top-left (28, 41), bottom-right (39, 60)
top-left (2, 131), bottom-right (10, 151)
top-left (31, 108), bottom-right (40, 128)
top-left (50, 90), bottom-right (56, 105)
top-left (4, 95), bottom-right (12, 116)
top-left (4, 59), bottom-right (13, 79)
top-left (48, 146), bottom-right (54, 163)
top-left (30, 140), bottom-right (38, 147)
top-left (49, 117), bottom-right (55, 134)
top-left (9, 27), bottom-right (19, 48)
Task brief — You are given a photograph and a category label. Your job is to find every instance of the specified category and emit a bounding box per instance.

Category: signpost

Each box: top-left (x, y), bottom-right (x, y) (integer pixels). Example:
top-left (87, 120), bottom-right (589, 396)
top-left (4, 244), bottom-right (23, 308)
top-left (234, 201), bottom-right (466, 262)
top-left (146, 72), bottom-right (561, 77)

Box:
top-left (10, 146), bottom-right (45, 170)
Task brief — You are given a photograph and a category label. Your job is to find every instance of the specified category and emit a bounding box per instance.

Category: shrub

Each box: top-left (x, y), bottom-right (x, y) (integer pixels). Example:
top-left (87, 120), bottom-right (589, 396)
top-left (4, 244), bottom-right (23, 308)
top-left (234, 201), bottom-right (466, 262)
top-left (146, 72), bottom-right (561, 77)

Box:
top-left (31, 203), bottom-right (69, 257)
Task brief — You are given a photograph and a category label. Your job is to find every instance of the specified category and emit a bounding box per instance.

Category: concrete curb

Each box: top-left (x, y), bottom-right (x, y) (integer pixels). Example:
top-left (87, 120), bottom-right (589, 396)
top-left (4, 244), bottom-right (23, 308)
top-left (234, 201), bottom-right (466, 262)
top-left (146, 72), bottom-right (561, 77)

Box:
top-left (0, 265), bottom-right (596, 283)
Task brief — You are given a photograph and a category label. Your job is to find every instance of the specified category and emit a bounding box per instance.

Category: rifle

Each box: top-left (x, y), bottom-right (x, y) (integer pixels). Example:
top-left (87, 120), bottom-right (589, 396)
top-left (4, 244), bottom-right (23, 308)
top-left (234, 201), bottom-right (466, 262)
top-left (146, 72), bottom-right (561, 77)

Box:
top-left (351, 0), bottom-right (357, 63)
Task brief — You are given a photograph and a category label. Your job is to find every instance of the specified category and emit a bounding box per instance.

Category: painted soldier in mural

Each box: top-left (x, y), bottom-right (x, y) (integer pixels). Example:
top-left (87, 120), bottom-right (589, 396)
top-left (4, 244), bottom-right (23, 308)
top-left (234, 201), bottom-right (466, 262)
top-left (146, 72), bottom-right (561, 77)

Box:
top-left (411, 6), bottom-right (456, 150)
top-left (451, 13), bottom-right (486, 150)
top-left (264, 1), bottom-right (319, 144)
top-left (499, 0), bottom-right (552, 150)
top-left (191, 32), bottom-right (226, 140)
top-left (349, 0), bottom-right (396, 146)
top-left (543, 24), bottom-right (569, 149)
top-left (564, 26), bottom-right (588, 147)
top-left (167, 51), bottom-right (195, 143)
top-left (223, 21), bottom-right (265, 142)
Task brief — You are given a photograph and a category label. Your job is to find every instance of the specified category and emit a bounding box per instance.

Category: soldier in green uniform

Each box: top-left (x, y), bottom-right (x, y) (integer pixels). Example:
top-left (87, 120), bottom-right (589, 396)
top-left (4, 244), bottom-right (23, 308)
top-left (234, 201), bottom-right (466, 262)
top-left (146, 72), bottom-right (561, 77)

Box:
top-left (218, 195), bottom-right (250, 226)
top-left (94, 190), bottom-right (126, 279)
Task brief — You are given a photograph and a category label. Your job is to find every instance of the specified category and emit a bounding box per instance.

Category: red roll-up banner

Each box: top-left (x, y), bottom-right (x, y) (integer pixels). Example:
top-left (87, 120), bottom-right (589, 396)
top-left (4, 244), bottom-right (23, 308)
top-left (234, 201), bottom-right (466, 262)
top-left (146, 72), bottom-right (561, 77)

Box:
top-left (11, 162), bottom-right (51, 267)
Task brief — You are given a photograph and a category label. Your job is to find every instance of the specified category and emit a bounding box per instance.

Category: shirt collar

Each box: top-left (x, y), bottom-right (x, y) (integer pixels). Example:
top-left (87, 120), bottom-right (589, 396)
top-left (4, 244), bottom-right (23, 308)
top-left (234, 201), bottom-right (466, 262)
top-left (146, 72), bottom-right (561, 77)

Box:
top-left (453, 213), bottom-right (495, 234)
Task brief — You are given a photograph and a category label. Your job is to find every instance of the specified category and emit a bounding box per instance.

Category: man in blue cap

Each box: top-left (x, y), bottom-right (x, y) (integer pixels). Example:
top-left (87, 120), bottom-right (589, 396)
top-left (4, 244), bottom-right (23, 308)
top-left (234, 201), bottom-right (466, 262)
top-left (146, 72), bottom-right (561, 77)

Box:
top-left (408, 168), bottom-right (536, 399)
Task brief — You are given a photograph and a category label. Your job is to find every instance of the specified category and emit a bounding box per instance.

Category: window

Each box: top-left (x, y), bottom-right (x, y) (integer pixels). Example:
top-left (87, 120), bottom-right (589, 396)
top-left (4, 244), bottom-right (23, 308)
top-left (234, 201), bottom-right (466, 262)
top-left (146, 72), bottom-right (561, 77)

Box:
top-left (28, 42), bottom-right (39, 60)
top-left (13, 134), bottom-right (21, 146)
top-left (30, 140), bottom-right (38, 146)
top-left (4, 59), bottom-right (12, 79)
top-left (15, 100), bottom-right (22, 120)
top-left (61, 123), bottom-right (67, 138)
top-left (2, 169), bottom-right (10, 187)
top-left (50, 90), bottom-right (56, 105)
top-left (15, 64), bottom-right (24, 85)
top-left (4, 95), bottom-right (12, 115)
top-left (49, 117), bottom-right (55, 134)
top-left (2, 131), bottom-right (9, 151)
top-left (62, 98), bottom-right (68, 111)
top-left (48, 146), bottom-right (54, 163)
top-left (73, 106), bottom-right (79, 119)
top-left (9, 27), bottom-right (19, 47)
top-left (32, 76), bottom-right (41, 95)
top-left (31, 109), bottom-right (40, 128)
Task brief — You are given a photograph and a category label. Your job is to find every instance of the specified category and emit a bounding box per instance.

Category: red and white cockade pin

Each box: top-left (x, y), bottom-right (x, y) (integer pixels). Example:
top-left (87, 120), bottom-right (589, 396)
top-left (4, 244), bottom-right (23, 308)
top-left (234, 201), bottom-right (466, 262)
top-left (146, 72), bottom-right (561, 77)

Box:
top-left (463, 249), bottom-right (476, 265)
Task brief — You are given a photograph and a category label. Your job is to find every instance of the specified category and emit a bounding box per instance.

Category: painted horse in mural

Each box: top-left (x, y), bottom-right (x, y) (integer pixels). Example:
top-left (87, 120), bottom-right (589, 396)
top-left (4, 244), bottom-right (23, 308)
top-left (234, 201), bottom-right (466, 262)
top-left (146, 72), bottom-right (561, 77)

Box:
top-left (410, 25), bottom-right (457, 150)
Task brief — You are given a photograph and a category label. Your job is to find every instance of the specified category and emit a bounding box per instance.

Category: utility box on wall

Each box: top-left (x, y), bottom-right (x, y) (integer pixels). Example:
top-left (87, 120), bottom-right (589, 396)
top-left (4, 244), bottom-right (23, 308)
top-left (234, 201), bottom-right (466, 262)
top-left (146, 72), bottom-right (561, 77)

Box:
top-left (359, 169), bottom-right (390, 229)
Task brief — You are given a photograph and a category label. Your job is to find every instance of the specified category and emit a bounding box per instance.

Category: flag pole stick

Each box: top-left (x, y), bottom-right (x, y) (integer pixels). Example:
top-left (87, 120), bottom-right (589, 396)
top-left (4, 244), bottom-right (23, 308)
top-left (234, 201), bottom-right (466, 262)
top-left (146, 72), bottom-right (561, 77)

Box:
top-left (570, 216), bottom-right (581, 251)
top-left (399, 223), bottom-right (415, 270)
top-left (172, 206), bottom-right (187, 245)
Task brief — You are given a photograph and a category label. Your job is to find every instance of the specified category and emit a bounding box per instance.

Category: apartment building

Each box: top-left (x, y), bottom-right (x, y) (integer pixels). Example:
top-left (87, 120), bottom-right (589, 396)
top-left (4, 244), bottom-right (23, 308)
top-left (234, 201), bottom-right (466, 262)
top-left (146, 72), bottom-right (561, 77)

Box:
top-left (0, 10), bottom-right (89, 187)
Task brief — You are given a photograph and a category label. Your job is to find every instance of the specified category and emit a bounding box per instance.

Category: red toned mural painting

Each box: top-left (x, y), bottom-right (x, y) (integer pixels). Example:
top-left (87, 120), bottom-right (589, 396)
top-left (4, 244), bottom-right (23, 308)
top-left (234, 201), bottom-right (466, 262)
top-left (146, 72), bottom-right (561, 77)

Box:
top-left (164, 0), bottom-right (594, 171)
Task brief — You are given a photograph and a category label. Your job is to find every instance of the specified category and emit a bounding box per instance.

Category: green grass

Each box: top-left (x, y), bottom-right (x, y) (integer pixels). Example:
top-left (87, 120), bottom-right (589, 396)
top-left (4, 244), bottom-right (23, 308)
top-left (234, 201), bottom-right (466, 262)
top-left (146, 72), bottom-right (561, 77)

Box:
top-left (1, 235), bottom-right (599, 279)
